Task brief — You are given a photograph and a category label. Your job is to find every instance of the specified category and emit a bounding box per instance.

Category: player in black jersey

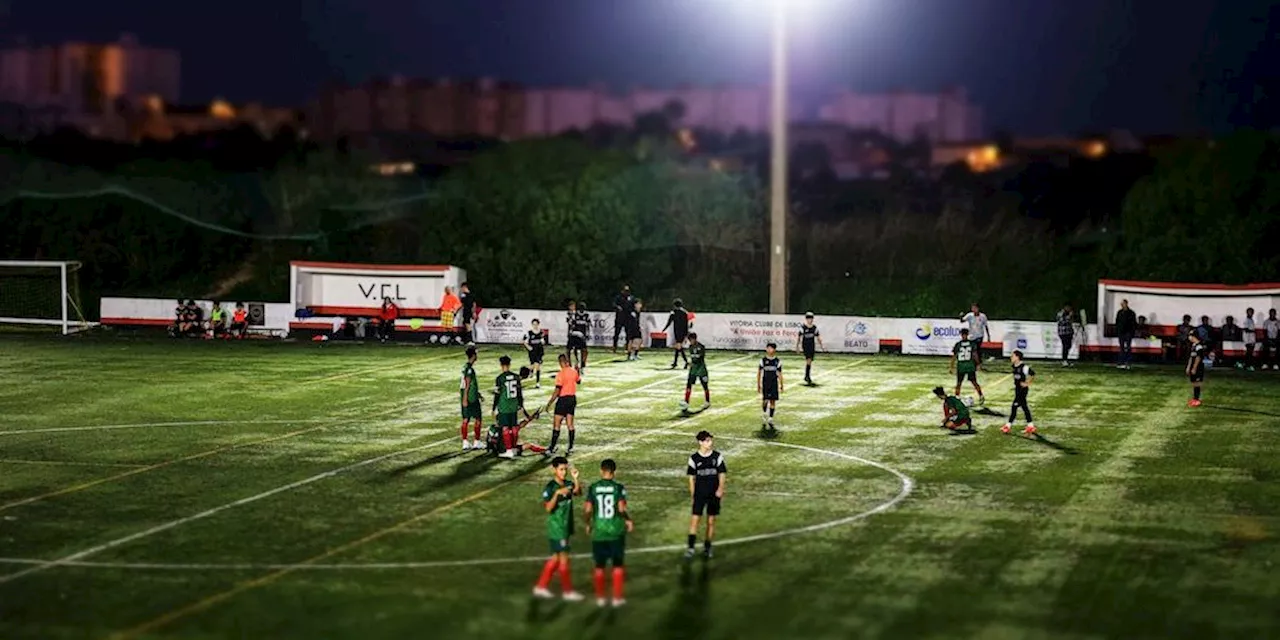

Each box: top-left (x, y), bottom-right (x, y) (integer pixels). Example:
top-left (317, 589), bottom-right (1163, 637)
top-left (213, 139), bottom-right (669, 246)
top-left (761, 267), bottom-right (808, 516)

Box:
top-left (524, 319), bottom-right (547, 388)
top-left (459, 282), bottom-right (476, 346)
top-left (624, 300), bottom-right (644, 361)
top-left (611, 285), bottom-right (634, 353)
top-left (566, 300), bottom-right (591, 373)
top-left (663, 299), bottom-right (692, 369)
top-left (685, 430), bottom-right (726, 560)
top-left (1186, 332), bottom-right (1207, 407)
top-left (1002, 350), bottom-right (1037, 435)
top-left (758, 342), bottom-right (784, 430)
top-left (795, 312), bottom-right (824, 384)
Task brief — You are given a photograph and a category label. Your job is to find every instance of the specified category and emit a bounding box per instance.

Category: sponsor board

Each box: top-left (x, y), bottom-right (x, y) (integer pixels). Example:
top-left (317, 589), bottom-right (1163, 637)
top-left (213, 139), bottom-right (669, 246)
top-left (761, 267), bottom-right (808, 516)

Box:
top-left (996, 321), bottom-right (1080, 360)
top-left (901, 319), bottom-right (966, 356)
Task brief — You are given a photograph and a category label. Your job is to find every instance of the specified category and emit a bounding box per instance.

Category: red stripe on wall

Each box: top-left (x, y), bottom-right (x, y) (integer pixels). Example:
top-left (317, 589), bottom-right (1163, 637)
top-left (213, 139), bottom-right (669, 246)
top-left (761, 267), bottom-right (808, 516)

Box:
top-left (307, 306), bottom-right (441, 318)
top-left (290, 261), bottom-right (451, 272)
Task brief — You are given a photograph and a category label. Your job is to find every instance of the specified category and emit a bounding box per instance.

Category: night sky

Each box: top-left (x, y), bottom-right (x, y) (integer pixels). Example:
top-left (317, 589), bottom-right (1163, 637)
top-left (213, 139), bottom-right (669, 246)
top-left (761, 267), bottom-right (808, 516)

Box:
top-left (2, 0), bottom-right (1276, 135)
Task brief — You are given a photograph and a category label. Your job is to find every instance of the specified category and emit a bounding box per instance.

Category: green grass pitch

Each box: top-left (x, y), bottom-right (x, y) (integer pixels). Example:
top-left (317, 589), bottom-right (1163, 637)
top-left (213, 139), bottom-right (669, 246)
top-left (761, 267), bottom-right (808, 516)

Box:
top-left (1, 338), bottom-right (1278, 639)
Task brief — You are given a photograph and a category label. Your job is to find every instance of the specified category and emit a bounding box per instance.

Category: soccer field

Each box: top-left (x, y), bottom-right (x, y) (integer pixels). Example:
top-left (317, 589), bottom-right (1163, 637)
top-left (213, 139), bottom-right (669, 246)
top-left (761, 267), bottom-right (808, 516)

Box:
top-left (1, 338), bottom-right (1278, 640)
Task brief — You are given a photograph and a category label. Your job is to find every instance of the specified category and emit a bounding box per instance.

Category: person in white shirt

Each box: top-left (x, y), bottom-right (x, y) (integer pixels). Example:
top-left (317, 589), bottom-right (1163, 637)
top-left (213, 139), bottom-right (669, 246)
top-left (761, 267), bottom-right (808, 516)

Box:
top-left (1239, 307), bottom-right (1257, 371)
top-left (1264, 309), bottom-right (1280, 370)
top-left (961, 303), bottom-right (992, 367)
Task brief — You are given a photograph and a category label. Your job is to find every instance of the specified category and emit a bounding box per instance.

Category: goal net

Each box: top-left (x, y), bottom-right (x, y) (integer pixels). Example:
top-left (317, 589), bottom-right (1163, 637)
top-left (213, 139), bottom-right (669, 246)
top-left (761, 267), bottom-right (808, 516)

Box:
top-left (0, 261), bottom-right (93, 334)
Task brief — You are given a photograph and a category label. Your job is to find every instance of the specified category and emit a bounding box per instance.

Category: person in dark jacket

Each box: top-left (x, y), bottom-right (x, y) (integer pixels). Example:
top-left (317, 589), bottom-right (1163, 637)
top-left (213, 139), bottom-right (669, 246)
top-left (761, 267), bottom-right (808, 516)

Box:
top-left (1115, 299), bottom-right (1137, 369)
top-left (612, 285), bottom-right (634, 353)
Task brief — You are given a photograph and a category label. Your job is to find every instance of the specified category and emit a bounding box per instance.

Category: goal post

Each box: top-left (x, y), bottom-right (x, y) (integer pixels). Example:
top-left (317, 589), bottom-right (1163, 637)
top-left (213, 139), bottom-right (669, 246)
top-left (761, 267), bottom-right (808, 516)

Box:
top-left (0, 260), bottom-right (94, 335)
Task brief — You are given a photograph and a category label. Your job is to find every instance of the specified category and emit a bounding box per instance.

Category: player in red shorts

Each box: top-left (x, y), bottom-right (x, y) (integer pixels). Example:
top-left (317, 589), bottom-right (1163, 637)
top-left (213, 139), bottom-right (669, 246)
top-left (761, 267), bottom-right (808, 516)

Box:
top-left (933, 386), bottom-right (973, 431)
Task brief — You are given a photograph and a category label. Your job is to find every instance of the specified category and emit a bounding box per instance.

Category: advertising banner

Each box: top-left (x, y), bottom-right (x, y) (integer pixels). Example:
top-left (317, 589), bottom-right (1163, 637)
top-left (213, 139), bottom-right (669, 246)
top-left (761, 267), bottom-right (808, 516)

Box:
top-left (995, 320), bottom-right (1080, 360)
top-left (899, 319), bottom-right (968, 356)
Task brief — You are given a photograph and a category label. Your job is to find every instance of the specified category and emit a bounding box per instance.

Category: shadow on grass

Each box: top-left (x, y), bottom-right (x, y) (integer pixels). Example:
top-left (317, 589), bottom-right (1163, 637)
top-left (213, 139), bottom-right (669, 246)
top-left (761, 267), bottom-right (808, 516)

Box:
top-left (526, 598), bottom-right (566, 624)
top-left (1200, 405), bottom-right (1280, 418)
top-left (946, 427), bottom-right (979, 436)
top-left (662, 562), bottom-right (712, 639)
top-left (666, 407), bottom-right (709, 422)
top-left (424, 455), bottom-right (501, 491)
top-left (1013, 432), bottom-right (1080, 455)
top-left (975, 407), bottom-right (1004, 417)
top-left (386, 450), bottom-right (467, 477)
top-left (755, 427), bottom-right (781, 440)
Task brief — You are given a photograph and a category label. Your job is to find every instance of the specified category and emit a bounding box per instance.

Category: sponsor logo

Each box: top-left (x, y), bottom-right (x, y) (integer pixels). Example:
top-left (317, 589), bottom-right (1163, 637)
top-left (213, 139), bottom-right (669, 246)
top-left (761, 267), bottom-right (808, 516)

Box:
top-left (844, 321), bottom-right (869, 336)
top-left (1017, 338), bottom-right (1028, 349)
top-left (844, 339), bottom-right (872, 349)
top-left (499, 309), bottom-right (515, 321)
top-left (916, 323), bottom-right (962, 341)
top-left (485, 309), bottom-right (524, 331)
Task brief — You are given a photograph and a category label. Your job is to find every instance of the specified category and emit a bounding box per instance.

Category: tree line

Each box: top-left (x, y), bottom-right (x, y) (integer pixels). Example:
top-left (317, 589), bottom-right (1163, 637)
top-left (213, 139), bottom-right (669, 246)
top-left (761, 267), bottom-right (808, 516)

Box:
top-left (1, 126), bottom-right (1276, 321)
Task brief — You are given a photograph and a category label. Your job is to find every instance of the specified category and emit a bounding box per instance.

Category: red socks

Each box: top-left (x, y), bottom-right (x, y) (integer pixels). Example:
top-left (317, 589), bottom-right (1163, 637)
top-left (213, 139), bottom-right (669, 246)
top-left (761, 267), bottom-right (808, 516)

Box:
top-left (459, 421), bottom-right (469, 440)
top-left (704, 388), bottom-right (711, 402)
top-left (612, 567), bottom-right (625, 600)
top-left (474, 423), bottom-right (483, 441)
top-left (558, 561), bottom-right (573, 591)
top-left (502, 428), bottom-right (516, 450)
top-left (593, 568), bottom-right (606, 598)
top-left (684, 388), bottom-right (692, 402)
top-left (536, 558), bottom-right (557, 589)
top-left (526, 443), bottom-right (547, 454)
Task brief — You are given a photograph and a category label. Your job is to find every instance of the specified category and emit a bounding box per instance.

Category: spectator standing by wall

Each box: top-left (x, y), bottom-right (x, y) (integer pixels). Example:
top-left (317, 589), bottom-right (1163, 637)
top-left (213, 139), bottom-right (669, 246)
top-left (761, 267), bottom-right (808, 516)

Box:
top-left (1221, 315), bottom-right (1241, 366)
top-left (612, 285), bottom-right (634, 354)
top-left (379, 297), bottom-right (399, 343)
top-left (440, 286), bottom-right (462, 341)
top-left (1055, 304), bottom-right (1077, 367)
top-left (460, 282), bottom-right (477, 346)
top-left (1240, 307), bottom-right (1257, 371)
top-left (1114, 299), bottom-right (1137, 369)
top-left (1264, 309), bottom-right (1280, 370)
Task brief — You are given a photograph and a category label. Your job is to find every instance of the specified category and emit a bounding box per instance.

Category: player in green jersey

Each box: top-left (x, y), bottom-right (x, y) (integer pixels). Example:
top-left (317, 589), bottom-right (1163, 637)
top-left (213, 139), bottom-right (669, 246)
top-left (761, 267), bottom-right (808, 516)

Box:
top-left (492, 355), bottom-right (538, 458)
top-left (949, 328), bottom-right (985, 405)
top-left (681, 332), bottom-right (711, 411)
top-left (533, 457), bottom-right (584, 601)
top-left (459, 347), bottom-right (484, 451)
top-left (584, 458), bottom-right (634, 608)
top-left (933, 386), bottom-right (973, 431)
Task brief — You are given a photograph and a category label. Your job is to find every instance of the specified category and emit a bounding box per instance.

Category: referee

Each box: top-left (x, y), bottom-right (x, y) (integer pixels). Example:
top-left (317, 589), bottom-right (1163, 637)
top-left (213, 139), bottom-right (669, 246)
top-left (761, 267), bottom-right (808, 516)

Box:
top-left (685, 430), bottom-right (726, 560)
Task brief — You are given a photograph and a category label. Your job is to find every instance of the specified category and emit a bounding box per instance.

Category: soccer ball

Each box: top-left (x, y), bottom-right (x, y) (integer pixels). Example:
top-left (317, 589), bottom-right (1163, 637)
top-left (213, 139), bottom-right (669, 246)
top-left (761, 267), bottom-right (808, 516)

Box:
top-left (964, 396), bottom-right (975, 408)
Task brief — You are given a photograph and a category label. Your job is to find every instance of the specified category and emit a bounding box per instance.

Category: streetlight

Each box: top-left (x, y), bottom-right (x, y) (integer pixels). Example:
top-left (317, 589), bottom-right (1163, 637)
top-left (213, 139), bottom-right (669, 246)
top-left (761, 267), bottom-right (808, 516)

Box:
top-left (768, 0), bottom-right (788, 315)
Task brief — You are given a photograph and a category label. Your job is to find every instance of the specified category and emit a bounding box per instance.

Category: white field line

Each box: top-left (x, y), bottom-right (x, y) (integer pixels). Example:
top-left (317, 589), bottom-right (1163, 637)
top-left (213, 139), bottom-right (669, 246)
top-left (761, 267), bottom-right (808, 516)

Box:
top-left (0, 355), bottom-right (755, 583)
top-left (0, 431), bottom-right (913, 571)
top-left (0, 436), bottom-right (457, 584)
top-left (0, 459), bottom-right (148, 469)
top-left (0, 419), bottom-right (328, 437)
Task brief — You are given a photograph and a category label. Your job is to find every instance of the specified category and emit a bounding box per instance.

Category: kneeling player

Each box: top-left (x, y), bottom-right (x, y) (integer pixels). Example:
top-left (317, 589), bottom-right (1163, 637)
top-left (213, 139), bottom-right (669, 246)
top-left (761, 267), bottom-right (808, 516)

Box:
top-left (758, 343), bottom-right (783, 430)
top-left (933, 386), bottom-right (972, 430)
top-left (585, 458), bottom-right (634, 608)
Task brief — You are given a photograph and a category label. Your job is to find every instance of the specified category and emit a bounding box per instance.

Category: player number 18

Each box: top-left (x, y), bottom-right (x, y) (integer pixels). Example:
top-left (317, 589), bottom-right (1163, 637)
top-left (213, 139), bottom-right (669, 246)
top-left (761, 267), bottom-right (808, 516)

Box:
top-left (594, 494), bottom-right (615, 518)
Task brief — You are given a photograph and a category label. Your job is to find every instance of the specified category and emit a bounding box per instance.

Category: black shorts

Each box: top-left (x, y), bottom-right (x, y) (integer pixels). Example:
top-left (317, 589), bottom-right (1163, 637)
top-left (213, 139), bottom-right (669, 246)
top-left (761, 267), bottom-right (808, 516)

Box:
top-left (762, 382), bottom-right (779, 401)
top-left (626, 328), bottom-right (641, 341)
top-left (555, 395), bottom-right (577, 416)
top-left (1188, 369), bottom-right (1205, 383)
top-left (528, 347), bottom-right (544, 365)
top-left (673, 333), bottom-right (688, 346)
top-left (802, 344), bottom-right (816, 359)
top-left (956, 370), bottom-right (978, 384)
top-left (691, 494), bottom-right (721, 517)
top-left (568, 335), bottom-right (587, 350)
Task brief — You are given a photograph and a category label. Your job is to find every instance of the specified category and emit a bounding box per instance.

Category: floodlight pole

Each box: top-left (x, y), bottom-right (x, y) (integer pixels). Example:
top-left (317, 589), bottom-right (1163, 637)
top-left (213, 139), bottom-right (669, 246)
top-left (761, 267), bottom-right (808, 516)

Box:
top-left (768, 1), bottom-right (788, 315)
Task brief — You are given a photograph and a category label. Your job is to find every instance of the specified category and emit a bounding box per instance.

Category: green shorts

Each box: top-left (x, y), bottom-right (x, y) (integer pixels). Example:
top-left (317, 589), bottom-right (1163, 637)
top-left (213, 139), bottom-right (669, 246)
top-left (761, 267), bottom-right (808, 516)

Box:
top-left (461, 403), bottom-right (482, 420)
top-left (687, 371), bottom-right (708, 387)
top-left (548, 538), bottom-right (571, 554)
top-left (497, 412), bottom-right (519, 428)
top-left (591, 538), bottom-right (626, 567)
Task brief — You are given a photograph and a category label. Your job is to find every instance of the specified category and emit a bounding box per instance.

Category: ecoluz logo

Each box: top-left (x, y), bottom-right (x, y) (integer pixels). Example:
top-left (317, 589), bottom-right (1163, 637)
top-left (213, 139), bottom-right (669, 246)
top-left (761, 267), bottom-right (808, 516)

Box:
top-left (915, 324), bottom-right (962, 341)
